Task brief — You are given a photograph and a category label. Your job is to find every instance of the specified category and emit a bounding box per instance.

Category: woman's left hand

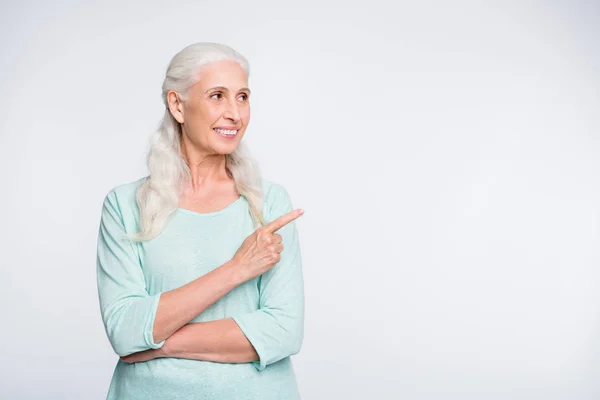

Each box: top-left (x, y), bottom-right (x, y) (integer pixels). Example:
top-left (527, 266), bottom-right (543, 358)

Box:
top-left (120, 348), bottom-right (163, 364)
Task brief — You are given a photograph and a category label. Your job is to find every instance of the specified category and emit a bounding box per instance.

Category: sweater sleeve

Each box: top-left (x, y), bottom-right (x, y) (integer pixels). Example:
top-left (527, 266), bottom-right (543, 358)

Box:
top-left (232, 183), bottom-right (305, 371)
top-left (96, 189), bottom-right (165, 357)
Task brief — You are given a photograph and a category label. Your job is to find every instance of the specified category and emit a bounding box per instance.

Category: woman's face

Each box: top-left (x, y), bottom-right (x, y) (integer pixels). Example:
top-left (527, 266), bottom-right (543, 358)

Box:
top-left (170, 60), bottom-right (251, 155)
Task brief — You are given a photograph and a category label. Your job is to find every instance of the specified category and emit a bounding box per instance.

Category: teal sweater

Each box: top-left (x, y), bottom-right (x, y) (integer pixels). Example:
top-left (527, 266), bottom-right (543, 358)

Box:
top-left (96, 177), bottom-right (304, 399)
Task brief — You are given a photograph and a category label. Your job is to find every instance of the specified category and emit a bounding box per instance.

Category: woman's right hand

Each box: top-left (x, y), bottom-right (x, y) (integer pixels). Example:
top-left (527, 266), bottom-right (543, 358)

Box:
top-left (231, 208), bottom-right (304, 283)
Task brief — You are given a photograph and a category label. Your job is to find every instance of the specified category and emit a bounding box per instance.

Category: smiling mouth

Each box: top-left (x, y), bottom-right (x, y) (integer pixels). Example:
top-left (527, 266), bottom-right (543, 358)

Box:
top-left (213, 128), bottom-right (238, 137)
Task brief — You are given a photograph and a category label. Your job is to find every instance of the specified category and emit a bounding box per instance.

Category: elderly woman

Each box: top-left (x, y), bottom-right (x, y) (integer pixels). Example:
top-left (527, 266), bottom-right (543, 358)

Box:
top-left (96, 42), bottom-right (305, 400)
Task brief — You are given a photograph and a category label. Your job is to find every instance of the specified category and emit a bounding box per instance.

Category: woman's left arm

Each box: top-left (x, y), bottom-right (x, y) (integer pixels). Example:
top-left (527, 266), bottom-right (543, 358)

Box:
top-left (122, 184), bottom-right (305, 369)
top-left (121, 318), bottom-right (258, 363)
top-left (230, 186), bottom-right (305, 371)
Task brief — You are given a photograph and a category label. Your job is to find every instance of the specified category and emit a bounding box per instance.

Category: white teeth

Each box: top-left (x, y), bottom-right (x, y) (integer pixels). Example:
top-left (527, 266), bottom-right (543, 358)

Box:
top-left (215, 128), bottom-right (237, 136)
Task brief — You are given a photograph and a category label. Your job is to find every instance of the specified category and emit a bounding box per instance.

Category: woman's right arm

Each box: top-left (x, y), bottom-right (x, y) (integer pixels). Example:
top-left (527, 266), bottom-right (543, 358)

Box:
top-left (151, 192), bottom-right (304, 349)
top-left (98, 187), bottom-right (301, 357)
top-left (151, 260), bottom-right (245, 344)
top-left (97, 190), bottom-right (245, 357)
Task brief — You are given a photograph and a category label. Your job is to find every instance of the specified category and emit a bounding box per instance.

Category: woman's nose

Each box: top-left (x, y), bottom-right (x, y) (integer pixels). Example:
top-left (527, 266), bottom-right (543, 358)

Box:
top-left (223, 101), bottom-right (240, 121)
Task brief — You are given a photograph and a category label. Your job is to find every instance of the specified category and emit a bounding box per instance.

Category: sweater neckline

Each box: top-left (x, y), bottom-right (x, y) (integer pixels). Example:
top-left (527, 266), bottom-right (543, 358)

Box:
top-left (176, 195), bottom-right (245, 217)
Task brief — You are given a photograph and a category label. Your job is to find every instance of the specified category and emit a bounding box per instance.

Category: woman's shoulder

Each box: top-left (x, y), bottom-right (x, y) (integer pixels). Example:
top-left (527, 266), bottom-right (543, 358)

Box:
top-left (260, 178), bottom-right (294, 217)
top-left (101, 176), bottom-right (147, 216)
top-left (107, 176), bottom-right (147, 197)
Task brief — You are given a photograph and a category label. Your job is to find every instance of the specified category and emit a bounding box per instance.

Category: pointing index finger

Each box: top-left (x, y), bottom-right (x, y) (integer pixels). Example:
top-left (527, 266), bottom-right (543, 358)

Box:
top-left (263, 209), bottom-right (304, 234)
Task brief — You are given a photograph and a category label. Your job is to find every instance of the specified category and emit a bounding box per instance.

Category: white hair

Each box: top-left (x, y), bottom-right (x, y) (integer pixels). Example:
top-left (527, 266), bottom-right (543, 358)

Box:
top-left (129, 42), bottom-right (266, 242)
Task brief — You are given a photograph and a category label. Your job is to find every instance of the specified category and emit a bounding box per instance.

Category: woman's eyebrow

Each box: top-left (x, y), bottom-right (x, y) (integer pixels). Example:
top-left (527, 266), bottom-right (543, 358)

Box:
top-left (205, 86), bottom-right (251, 94)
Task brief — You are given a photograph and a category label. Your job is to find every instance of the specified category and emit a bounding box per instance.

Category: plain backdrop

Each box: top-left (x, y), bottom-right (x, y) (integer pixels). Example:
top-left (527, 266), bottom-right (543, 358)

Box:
top-left (1, 1), bottom-right (599, 399)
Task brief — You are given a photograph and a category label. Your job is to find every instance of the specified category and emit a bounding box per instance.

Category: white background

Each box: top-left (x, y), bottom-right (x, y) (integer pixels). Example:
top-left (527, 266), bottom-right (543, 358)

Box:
top-left (1, 1), bottom-right (599, 399)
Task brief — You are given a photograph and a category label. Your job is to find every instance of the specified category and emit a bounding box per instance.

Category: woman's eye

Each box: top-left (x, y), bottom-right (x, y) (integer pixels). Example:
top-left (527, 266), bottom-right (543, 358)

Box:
top-left (238, 94), bottom-right (249, 101)
top-left (210, 92), bottom-right (223, 100)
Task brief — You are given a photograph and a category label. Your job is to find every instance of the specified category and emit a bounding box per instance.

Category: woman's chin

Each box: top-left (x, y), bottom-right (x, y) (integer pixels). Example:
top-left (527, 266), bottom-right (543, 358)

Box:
top-left (212, 141), bottom-right (240, 155)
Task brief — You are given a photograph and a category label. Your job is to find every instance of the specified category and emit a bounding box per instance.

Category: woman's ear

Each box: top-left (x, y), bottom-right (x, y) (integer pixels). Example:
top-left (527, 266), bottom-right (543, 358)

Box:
top-left (167, 90), bottom-right (185, 124)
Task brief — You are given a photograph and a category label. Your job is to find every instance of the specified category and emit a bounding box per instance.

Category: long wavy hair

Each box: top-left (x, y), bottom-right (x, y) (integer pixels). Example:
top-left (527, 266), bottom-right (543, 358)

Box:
top-left (129, 42), bottom-right (267, 242)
